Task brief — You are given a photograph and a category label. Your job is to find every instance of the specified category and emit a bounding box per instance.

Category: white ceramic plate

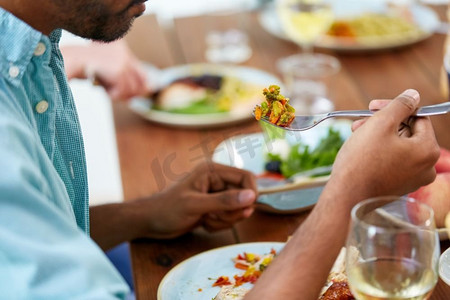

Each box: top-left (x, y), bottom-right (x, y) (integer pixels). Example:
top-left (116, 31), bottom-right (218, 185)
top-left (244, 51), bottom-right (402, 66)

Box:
top-left (439, 247), bottom-right (450, 285)
top-left (258, 2), bottom-right (440, 52)
top-left (129, 64), bottom-right (282, 129)
top-left (212, 119), bottom-right (352, 213)
top-left (157, 242), bottom-right (284, 300)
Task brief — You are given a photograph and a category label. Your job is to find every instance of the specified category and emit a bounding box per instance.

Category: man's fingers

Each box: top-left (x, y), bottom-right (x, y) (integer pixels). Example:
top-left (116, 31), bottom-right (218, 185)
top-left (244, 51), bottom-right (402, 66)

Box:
top-left (202, 208), bottom-right (254, 232)
top-left (376, 89), bottom-right (420, 126)
top-left (368, 99), bottom-right (390, 111)
top-left (190, 189), bottom-right (256, 214)
top-left (198, 163), bottom-right (258, 193)
top-left (351, 118), bottom-right (366, 131)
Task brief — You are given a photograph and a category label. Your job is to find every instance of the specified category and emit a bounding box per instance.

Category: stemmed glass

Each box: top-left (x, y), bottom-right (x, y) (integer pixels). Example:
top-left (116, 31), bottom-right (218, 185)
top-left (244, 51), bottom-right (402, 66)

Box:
top-left (275, 0), bottom-right (339, 115)
top-left (276, 0), bottom-right (334, 56)
top-left (345, 196), bottom-right (440, 300)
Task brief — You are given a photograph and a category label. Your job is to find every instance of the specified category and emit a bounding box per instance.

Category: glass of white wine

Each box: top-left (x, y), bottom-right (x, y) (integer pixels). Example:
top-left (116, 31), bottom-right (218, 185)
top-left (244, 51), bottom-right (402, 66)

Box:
top-left (345, 196), bottom-right (440, 300)
top-left (275, 0), bottom-right (339, 114)
top-left (276, 0), bottom-right (333, 55)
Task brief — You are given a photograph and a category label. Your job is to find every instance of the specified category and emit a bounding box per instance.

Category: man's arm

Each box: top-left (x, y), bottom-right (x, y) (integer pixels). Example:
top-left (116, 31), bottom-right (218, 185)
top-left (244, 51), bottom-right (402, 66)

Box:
top-left (0, 114), bottom-right (129, 298)
top-left (245, 89), bottom-right (440, 299)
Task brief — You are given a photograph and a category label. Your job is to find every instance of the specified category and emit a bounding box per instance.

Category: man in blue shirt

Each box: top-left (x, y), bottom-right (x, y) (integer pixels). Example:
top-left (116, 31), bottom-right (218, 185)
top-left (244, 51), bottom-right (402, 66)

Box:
top-left (0, 0), bottom-right (440, 299)
top-left (0, 0), bottom-right (258, 298)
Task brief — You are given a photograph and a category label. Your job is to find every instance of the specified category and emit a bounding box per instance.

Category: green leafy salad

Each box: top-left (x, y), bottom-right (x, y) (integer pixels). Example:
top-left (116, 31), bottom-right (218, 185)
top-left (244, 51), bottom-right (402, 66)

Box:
top-left (265, 128), bottom-right (345, 178)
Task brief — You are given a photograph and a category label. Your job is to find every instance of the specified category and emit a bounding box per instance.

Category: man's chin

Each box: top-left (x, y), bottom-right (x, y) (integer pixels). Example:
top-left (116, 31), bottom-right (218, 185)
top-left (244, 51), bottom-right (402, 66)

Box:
top-left (83, 20), bottom-right (135, 43)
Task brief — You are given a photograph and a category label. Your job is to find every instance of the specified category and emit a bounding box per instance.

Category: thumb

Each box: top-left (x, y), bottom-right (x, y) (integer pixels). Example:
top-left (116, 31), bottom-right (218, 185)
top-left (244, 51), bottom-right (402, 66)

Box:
top-left (193, 189), bottom-right (256, 214)
top-left (376, 89), bottom-right (420, 126)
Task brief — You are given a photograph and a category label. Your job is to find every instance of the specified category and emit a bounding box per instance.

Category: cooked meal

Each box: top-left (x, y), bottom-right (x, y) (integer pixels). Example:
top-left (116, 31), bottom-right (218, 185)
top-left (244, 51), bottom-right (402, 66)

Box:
top-left (319, 281), bottom-right (354, 300)
top-left (319, 247), bottom-right (358, 300)
top-left (153, 74), bottom-right (262, 114)
top-left (254, 85), bottom-right (295, 127)
top-left (214, 285), bottom-right (249, 300)
top-left (326, 13), bottom-right (421, 41)
top-left (212, 249), bottom-right (277, 300)
top-left (212, 247), bottom-right (356, 300)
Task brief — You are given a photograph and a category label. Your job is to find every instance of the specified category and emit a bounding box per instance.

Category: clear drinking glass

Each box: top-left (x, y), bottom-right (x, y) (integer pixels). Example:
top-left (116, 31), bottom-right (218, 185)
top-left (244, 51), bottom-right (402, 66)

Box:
top-left (346, 196), bottom-right (440, 300)
top-left (204, 3), bottom-right (252, 64)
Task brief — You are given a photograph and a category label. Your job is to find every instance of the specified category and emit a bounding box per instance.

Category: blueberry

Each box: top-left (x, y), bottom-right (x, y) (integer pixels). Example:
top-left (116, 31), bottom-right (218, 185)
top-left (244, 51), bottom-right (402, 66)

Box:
top-left (265, 161), bottom-right (281, 173)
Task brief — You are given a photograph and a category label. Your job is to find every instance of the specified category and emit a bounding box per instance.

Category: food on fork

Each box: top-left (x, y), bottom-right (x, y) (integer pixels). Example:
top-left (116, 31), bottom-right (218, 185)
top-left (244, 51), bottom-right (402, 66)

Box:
top-left (254, 85), bottom-right (295, 127)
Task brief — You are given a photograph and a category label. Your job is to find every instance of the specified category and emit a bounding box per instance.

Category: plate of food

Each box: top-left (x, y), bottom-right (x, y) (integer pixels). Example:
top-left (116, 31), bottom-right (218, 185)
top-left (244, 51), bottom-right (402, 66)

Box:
top-left (157, 242), bottom-right (284, 300)
top-left (258, 1), bottom-right (440, 52)
top-left (212, 118), bottom-right (352, 213)
top-left (157, 242), bottom-right (356, 300)
top-left (129, 64), bottom-right (282, 128)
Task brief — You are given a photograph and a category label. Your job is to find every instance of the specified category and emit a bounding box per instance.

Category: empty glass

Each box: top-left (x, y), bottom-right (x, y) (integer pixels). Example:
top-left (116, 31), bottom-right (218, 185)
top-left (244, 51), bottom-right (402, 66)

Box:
top-left (277, 53), bottom-right (340, 114)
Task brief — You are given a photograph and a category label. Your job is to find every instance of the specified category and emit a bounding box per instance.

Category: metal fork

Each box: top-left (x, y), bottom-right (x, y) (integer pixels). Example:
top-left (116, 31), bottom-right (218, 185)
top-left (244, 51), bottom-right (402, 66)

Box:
top-left (256, 102), bottom-right (450, 131)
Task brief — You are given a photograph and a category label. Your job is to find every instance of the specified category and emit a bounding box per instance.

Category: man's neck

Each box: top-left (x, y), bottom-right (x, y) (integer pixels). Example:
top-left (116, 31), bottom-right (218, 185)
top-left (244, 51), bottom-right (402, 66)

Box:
top-left (0, 0), bottom-right (57, 35)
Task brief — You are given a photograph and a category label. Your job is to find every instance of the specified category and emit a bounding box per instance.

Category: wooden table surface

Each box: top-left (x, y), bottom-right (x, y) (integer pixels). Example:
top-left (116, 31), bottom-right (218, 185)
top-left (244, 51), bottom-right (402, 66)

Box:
top-left (119, 5), bottom-right (450, 299)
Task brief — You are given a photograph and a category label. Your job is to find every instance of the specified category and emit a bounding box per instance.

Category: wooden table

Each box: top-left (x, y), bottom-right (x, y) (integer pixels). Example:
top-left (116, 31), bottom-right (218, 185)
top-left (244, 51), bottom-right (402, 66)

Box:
top-left (118, 5), bottom-right (450, 299)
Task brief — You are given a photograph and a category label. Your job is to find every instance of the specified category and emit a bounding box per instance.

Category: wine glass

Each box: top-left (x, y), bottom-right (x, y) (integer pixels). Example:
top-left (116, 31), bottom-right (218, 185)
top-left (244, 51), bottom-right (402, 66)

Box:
top-left (275, 0), bottom-right (338, 114)
top-left (345, 196), bottom-right (440, 300)
top-left (276, 0), bottom-right (334, 55)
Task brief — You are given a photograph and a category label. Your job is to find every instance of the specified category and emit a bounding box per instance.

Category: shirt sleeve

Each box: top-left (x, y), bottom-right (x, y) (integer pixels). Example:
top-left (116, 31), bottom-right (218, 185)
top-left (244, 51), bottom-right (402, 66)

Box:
top-left (0, 108), bottom-right (130, 299)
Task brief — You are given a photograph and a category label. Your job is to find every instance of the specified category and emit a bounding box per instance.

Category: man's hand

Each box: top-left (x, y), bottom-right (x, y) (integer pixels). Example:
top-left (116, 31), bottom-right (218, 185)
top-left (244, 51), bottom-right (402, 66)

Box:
top-left (245, 89), bottom-right (440, 300)
top-left (90, 162), bottom-right (257, 250)
top-left (329, 89), bottom-right (440, 206)
top-left (133, 162), bottom-right (258, 239)
top-left (62, 40), bottom-right (150, 101)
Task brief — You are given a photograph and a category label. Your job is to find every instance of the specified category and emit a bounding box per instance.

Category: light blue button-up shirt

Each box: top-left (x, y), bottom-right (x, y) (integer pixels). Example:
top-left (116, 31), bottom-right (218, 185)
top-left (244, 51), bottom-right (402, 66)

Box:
top-left (0, 7), bottom-right (129, 299)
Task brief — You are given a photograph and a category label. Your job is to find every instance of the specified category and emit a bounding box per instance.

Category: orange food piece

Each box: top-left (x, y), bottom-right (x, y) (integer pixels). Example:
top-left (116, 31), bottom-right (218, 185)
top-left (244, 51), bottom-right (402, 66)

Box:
top-left (269, 111), bottom-right (280, 124)
top-left (319, 281), bottom-right (355, 300)
top-left (234, 262), bottom-right (249, 270)
top-left (254, 106), bottom-right (262, 120)
top-left (213, 276), bottom-right (232, 287)
top-left (327, 21), bottom-right (355, 37)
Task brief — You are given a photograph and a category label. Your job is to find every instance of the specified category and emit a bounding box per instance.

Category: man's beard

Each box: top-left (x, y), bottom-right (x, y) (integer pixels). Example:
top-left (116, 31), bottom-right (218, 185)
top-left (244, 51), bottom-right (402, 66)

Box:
top-left (60, 1), bottom-right (142, 42)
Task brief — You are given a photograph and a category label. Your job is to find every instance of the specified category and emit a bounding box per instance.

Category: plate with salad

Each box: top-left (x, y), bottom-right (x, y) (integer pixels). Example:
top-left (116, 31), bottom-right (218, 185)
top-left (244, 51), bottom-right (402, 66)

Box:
top-left (212, 119), bottom-right (352, 213)
top-left (129, 64), bottom-right (282, 129)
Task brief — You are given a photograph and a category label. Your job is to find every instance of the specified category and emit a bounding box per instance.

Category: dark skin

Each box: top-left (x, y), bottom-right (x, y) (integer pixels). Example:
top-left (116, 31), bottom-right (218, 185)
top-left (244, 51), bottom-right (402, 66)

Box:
top-left (246, 89), bottom-right (439, 299)
top-left (1, 1), bottom-right (441, 298)
top-left (0, 0), bottom-right (146, 40)
top-left (90, 163), bottom-right (257, 250)
top-left (0, 0), bottom-right (259, 252)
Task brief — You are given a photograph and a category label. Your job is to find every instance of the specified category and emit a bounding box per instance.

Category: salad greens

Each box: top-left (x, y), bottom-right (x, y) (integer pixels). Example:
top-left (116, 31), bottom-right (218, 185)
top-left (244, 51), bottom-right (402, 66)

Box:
top-left (266, 128), bottom-right (345, 178)
top-left (163, 97), bottom-right (228, 114)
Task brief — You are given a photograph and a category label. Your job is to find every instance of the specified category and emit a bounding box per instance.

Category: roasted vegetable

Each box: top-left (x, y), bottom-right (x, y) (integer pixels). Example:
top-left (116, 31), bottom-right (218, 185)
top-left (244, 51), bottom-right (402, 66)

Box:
top-left (254, 85), bottom-right (295, 127)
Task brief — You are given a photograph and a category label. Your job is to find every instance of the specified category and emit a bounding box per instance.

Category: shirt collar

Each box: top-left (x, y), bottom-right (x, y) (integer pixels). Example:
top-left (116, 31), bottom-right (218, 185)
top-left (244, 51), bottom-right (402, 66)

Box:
top-left (0, 7), bottom-right (51, 84)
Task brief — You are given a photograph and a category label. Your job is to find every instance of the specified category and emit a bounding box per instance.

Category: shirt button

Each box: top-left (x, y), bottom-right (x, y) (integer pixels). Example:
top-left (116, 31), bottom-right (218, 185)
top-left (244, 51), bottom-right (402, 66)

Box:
top-left (34, 42), bottom-right (46, 56)
top-left (35, 100), bottom-right (49, 114)
top-left (9, 66), bottom-right (20, 78)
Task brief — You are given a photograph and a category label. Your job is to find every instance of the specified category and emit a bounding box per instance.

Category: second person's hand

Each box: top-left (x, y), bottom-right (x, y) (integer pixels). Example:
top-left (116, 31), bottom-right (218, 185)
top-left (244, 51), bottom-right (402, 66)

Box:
top-left (132, 162), bottom-right (258, 239)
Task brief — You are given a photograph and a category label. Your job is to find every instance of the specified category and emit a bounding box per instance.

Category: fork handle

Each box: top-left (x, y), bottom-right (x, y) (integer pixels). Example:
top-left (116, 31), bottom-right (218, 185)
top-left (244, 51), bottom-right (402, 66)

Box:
top-left (328, 102), bottom-right (450, 118)
top-left (328, 110), bottom-right (374, 118)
